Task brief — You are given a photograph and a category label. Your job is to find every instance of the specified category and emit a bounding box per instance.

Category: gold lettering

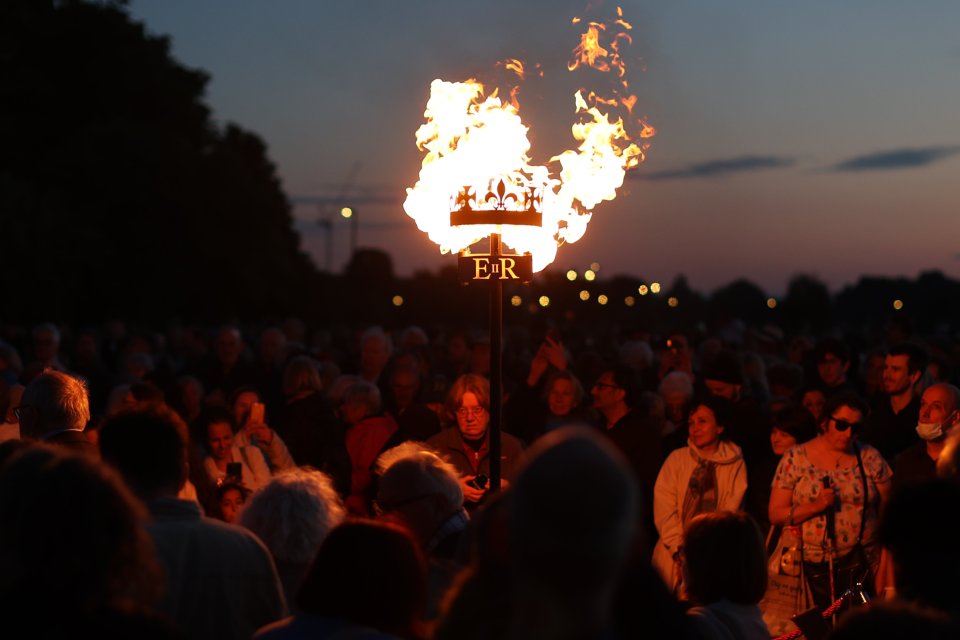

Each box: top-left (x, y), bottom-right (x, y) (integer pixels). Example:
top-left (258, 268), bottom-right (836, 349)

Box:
top-left (499, 257), bottom-right (518, 280)
top-left (473, 257), bottom-right (492, 280)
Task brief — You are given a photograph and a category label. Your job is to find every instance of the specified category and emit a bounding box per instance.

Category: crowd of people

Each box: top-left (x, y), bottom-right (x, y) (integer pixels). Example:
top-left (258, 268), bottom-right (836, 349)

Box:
top-left (1, 317), bottom-right (959, 639)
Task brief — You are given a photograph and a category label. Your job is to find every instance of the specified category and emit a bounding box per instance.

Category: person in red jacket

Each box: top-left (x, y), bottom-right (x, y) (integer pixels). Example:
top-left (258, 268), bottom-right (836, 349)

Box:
top-left (341, 380), bottom-right (399, 515)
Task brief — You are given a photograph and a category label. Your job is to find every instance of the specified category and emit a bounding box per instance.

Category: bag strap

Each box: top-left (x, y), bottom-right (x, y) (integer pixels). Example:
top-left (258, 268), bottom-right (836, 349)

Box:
top-left (854, 443), bottom-right (869, 545)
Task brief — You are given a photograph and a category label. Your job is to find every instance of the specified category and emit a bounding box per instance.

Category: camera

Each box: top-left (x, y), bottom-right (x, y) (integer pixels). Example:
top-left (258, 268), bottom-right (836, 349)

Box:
top-left (468, 474), bottom-right (489, 490)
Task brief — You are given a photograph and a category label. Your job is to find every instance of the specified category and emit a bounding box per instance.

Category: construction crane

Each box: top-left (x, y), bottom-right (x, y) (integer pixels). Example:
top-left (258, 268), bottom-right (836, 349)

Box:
top-left (291, 162), bottom-right (400, 272)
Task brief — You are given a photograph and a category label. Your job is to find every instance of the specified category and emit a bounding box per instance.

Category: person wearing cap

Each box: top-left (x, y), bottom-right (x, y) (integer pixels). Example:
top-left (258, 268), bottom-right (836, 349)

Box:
top-left (701, 350), bottom-right (771, 468)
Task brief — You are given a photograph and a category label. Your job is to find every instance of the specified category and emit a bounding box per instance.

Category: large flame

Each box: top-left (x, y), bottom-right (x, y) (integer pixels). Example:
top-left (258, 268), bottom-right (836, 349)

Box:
top-left (403, 7), bottom-right (652, 272)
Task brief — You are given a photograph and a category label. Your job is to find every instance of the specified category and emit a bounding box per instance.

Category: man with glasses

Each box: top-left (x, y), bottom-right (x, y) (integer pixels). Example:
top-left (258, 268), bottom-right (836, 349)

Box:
top-left (591, 365), bottom-right (663, 539)
top-left (426, 374), bottom-right (524, 510)
top-left (16, 369), bottom-right (97, 457)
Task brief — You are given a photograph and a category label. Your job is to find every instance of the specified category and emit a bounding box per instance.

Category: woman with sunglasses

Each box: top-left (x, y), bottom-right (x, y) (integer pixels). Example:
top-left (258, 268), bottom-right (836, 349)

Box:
top-left (427, 374), bottom-right (525, 509)
top-left (768, 391), bottom-right (892, 609)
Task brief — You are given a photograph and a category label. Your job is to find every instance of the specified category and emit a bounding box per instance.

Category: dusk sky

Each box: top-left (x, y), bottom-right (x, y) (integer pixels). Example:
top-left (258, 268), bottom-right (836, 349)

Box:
top-left (129, 0), bottom-right (960, 295)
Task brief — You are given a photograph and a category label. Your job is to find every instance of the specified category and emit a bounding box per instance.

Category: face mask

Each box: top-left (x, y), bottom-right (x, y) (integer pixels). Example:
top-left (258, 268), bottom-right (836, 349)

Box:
top-left (917, 411), bottom-right (959, 441)
top-left (916, 422), bottom-right (944, 441)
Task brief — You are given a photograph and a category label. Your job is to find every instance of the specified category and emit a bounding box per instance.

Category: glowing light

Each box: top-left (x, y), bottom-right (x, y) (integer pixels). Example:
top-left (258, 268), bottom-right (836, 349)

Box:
top-left (341, 207), bottom-right (354, 219)
top-left (590, 262), bottom-right (601, 272)
top-left (584, 269), bottom-right (597, 281)
top-left (539, 295), bottom-right (551, 307)
top-left (392, 295), bottom-right (404, 306)
top-left (625, 296), bottom-right (635, 306)
top-left (402, 7), bottom-right (651, 273)
top-left (651, 282), bottom-right (661, 294)
top-left (638, 284), bottom-right (649, 295)
top-left (566, 269), bottom-right (578, 281)
top-left (667, 296), bottom-right (679, 307)
top-left (893, 299), bottom-right (904, 310)
top-left (598, 294), bottom-right (609, 305)
top-left (579, 289), bottom-right (591, 301)
top-left (511, 295), bottom-right (523, 307)
top-left (767, 298), bottom-right (777, 309)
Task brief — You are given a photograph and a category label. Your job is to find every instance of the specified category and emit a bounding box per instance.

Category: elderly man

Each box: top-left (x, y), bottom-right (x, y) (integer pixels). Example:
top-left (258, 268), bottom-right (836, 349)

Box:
top-left (892, 383), bottom-right (960, 488)
top-left (199, 325), bottom-right (256, 402)
top-left (359, 326), bottom-right (392, 385)
top-left (17, 370), bottom-right (96, 457)
top-left (375, 442), bottom-right (469, 620)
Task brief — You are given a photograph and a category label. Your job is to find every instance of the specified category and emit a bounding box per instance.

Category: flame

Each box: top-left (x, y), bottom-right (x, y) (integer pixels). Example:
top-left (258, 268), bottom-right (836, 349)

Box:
top-left (568, 23), bottom-right (610, 73)
top-left (403, 8), bottom-right (652, 272)
top-left (500, 58), bottom-right (526, 79)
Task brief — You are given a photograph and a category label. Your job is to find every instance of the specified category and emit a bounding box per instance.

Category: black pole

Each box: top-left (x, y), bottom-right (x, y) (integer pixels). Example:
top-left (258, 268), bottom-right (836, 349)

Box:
top-left (350, 211), bottom-right (358, 260)
top-left (489, 232), bottom-right (502, 494)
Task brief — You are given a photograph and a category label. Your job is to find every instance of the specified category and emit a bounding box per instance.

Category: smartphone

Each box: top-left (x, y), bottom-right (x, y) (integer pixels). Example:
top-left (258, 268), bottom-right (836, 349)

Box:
top-left (226, 462), bottom-right (243, 483)
top-left (249, 402), bottom-right (265, 424)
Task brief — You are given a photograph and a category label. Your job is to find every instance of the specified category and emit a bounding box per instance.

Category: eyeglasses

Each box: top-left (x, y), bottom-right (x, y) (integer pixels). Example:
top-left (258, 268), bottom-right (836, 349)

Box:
top-left (457, 406), bottom-right (485, 418)
top-left (831, 417), bottom-right (862, 433)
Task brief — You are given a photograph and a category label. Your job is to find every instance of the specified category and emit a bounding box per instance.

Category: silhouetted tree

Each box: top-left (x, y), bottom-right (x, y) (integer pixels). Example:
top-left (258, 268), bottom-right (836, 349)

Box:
top-left (781, 274), bottom-right (832, 335)
top-left (709, 278), bottom-right (770, 329)
top-left (0, 0), bottom-right (318, 323)
top-left (663, 275), bottom-right (706, 333)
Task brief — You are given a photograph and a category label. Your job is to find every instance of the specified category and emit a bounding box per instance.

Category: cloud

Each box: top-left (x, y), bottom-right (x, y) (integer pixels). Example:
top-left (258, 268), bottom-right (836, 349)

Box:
top-left (635, 155), bottom-right (796, 181)
top-left (830, 146), bottom-right (960, 172)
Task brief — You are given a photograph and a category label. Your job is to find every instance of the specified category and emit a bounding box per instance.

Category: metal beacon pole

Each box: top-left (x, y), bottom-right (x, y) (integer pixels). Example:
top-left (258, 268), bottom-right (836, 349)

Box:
top-left (452, 180), bottom-right (541, 494)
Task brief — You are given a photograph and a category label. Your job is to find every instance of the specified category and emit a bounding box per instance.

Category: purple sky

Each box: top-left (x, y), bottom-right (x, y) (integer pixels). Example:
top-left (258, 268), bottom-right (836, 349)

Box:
top-left (129, 0), bottom-right (960, 295)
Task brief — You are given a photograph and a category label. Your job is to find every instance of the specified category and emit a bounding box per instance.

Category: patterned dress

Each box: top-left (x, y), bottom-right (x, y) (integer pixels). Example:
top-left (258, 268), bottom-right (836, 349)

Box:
top-left (772, 443), bottom-right (892, 562)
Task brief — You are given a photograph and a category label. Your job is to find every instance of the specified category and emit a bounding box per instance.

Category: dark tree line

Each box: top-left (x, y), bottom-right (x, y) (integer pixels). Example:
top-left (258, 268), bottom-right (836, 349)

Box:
top-left (1, 0), bottom-right (319, 323)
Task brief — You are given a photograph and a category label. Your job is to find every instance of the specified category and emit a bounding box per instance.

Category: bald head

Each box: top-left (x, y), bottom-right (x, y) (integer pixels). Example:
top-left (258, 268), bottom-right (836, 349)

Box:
top-left (928, 383), bottom-right (959, 412)
top-left (920, 384), bottom-right (960, 430)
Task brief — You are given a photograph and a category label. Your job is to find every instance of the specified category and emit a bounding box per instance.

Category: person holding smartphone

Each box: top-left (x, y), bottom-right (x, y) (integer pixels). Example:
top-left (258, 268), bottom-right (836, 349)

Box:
top-left (201, 406), bottom-right (272, 492)
top-left (231, 387), bottom-right (295, 472)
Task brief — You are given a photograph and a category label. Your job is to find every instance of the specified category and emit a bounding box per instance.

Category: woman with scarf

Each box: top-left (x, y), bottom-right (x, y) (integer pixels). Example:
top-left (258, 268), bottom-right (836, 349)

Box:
top-left (652, 395), bottom-right (747, 595)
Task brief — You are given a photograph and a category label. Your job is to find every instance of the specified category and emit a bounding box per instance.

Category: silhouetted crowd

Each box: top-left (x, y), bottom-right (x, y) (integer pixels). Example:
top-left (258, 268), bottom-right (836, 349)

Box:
top-left (1, 317), bottom-right (959, 639)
